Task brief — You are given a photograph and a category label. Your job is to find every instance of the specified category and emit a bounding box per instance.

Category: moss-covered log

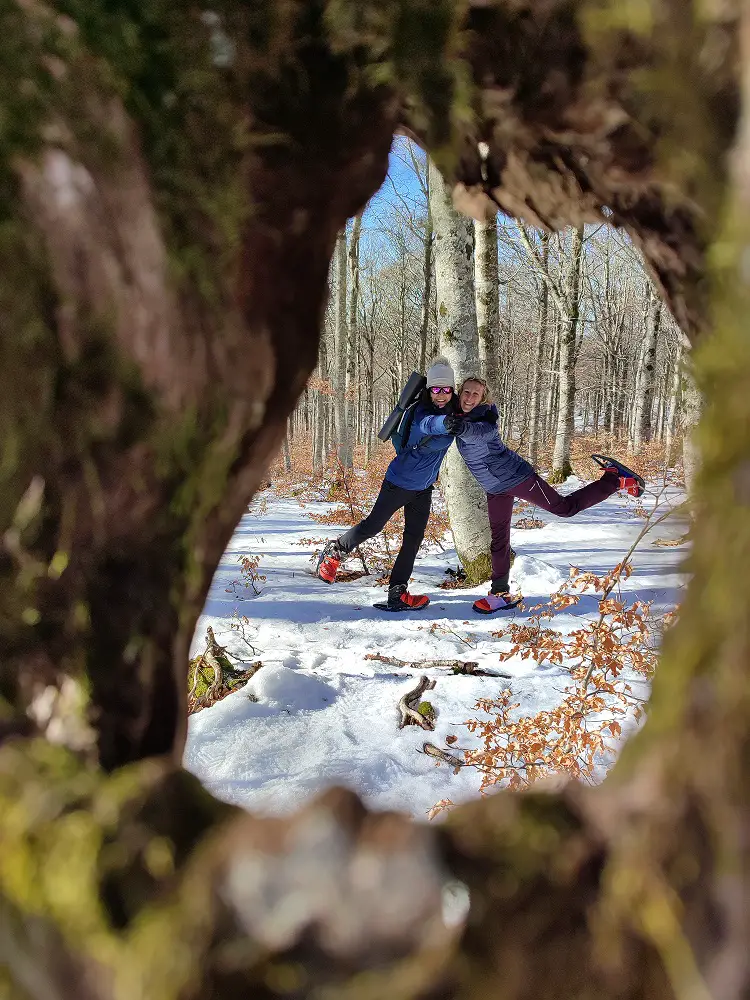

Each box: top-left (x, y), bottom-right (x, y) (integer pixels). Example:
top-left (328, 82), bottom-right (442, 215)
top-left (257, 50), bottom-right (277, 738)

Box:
top-left (1, 1), bottom-right (748, 998)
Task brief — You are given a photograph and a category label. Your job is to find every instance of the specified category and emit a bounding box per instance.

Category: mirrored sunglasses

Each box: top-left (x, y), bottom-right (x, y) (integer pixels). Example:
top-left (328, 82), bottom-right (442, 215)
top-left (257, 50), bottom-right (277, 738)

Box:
top-left (429, 386), bottom-right (453, 395)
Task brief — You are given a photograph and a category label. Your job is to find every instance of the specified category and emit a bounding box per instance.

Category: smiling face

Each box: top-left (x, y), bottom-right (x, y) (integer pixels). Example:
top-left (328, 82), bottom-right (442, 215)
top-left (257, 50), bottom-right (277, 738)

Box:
top-left (459, 379), bottom-right (486, 413)
top-left (429, 385), bottom-right (453, 408)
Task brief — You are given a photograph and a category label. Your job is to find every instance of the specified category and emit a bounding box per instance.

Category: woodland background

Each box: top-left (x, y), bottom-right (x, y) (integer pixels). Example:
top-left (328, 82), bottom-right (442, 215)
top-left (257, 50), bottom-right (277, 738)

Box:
top-left (281, 138), bottom-right (692, 581)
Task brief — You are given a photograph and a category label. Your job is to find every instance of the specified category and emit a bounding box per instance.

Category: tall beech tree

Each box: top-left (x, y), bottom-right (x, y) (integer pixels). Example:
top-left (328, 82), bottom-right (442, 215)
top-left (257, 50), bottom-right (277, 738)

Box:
top-left (0, 3), bottom-right (746, 1000)
top-left (428, 157), bottom-right (493, 584)
top-left (475, 214), bottom-right (501, 403)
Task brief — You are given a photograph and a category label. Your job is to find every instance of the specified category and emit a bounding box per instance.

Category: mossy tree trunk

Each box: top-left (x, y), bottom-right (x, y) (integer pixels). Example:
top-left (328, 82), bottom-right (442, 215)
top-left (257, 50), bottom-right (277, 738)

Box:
top-left (1, 2), bottom-right (748, 999)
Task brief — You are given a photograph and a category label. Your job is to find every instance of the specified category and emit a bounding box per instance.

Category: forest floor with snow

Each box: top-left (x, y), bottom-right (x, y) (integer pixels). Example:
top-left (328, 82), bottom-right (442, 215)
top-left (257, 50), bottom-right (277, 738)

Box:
top-left (184, 474), bottom-right (688, 821)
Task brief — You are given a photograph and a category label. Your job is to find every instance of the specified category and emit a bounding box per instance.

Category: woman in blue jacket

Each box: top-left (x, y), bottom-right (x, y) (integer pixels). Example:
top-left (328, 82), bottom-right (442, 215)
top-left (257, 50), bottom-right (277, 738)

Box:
top-left (316, 358), bottom-right (459, 611)
top-left (451, 377), bottom-right (644, 614)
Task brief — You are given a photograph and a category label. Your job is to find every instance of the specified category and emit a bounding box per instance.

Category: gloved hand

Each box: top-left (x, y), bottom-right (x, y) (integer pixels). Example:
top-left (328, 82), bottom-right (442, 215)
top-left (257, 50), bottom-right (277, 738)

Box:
top-left (443, 412), bottom-right (466, 435)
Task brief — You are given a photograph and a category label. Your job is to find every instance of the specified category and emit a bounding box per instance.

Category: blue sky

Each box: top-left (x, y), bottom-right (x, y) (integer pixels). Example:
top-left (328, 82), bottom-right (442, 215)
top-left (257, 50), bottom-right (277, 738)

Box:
top-left (360, 137), bottom-right (426, 256)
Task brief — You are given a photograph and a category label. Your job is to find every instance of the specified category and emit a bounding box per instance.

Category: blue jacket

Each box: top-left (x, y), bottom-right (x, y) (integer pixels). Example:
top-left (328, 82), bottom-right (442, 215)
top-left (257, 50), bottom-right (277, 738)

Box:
top-left (455, 404), bottom-right (534, 494)
top-left (385, 404), bottom-right (454, 490)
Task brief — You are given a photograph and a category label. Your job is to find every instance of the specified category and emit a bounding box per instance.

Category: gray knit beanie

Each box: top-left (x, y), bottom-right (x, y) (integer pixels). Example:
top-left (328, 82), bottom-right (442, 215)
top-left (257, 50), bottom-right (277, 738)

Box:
top-left (426, 356), bottom-right (456, 389)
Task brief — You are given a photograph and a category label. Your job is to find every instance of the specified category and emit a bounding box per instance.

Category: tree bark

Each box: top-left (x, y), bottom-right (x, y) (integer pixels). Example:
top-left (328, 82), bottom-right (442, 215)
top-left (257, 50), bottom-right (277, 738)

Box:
top-left (333, 228), bottom-right (353, 468)
top-left (550, 226), bottom-right (584, 482)
top-left (664, 338), bottom-right (684, 466)
top-left (347, 213), bottom-right (363, 458)
top-left (420, 173), bottom-right (434, 375)
top-left (681, 357), bottom-right (702, 494)
top-left (631, 284), bottom-right (663, 452)
top-left (429, 158), bottom-right (492, 584)
top-left (475, 215), bottom-right (501, 401)
top-left (528, 232), bottom-right (550, 466)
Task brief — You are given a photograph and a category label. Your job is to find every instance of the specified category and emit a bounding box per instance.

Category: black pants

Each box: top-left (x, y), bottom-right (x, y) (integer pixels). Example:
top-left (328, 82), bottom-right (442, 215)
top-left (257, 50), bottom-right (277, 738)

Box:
top-left (337, 480), bottom-right (433, 589)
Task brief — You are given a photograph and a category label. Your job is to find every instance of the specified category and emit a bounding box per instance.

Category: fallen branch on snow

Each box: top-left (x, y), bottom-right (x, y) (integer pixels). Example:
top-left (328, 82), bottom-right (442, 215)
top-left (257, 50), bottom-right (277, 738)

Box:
top-left (421, 742), bottom-right (465, 775)
top-left (188, 626), bottom-right (263, 714)
top-left (397, 676), bottom-right (436, 730)
top-left (366, 653), bottom-right (511, 678)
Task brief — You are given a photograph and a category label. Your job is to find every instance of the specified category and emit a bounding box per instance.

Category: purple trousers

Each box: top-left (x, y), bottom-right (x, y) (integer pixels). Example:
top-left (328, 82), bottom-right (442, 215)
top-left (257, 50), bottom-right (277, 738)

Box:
top-left (487, 472), bottom-right (620, 591)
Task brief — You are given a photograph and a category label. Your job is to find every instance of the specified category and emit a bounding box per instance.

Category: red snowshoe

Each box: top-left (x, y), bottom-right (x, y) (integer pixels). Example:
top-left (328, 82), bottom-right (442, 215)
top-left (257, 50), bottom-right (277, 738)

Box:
top-left (591, 454), bottom-right (645, 498)
top-left (473, 592), bottom-right (523, 615)
top-left (316, 541), bottom-right (342, 584)
top-left (373, 585), bottom-right (430, 612)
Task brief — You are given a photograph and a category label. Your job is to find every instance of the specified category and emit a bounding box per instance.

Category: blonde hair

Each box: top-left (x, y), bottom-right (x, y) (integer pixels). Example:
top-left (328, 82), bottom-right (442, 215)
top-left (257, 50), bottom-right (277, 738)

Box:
top-left (458, 376), bottom-right (491, 404)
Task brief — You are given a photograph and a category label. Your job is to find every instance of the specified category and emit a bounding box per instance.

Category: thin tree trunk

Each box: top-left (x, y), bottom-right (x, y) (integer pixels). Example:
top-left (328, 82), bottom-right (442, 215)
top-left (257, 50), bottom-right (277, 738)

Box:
top-left (429, 158), bottom-right (492, 584)
top-left (419, 175), bottom-right (433, 374)
top-left (475, 214), bottom-right (500, 399)
top-left (333, 228), bottom-right (352, 468)
top-left (628, 339), bottom-right (645, 444)
top-left (681, 355), bottom-right (701, 493)
top-left (608, 353), bottom-right (618, 439)
top-left (314, 337), bottom-right (329, 472)
top-left (664, 339), bottom-right (683, 465)
top-left (312, 391), bottom-right (323, 471)
top-left (528, 232), bottom-right (550, 466)
top-left (365, 331), bottom-right (375, 465)
top-left (550, 225), bottom-right (584, 483)
top-left (347, 213), bottom-right (362, 461)
top-left (632, 284), bottom-right (663, 452)
top-left (545, 315), bottom-right (560, 446)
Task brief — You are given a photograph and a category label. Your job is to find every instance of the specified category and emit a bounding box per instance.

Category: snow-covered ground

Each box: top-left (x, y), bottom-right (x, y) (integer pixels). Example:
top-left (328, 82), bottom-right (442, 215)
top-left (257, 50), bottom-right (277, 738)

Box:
top-left (184, 476), bottom-right (687, 820)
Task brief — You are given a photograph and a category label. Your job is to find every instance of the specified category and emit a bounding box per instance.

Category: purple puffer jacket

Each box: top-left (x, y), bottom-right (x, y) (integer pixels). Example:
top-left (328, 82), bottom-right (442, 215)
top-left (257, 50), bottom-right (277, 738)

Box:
top-left (455, 404), bottom-right (534, 494)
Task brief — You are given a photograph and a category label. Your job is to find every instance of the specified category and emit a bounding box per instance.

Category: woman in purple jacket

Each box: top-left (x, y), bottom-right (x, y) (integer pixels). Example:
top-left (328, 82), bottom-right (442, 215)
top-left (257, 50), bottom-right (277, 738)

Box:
top-left (449, 377), bottom-right (644, 614)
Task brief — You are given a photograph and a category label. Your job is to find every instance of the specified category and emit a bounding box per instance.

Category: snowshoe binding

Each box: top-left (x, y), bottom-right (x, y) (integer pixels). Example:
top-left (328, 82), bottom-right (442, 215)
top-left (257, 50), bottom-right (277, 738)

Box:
top-left (591, 454), bottom-right (645, 498)
top-left (373, 584), bottom-right (430, 613)
top-left (316, 540), bottom-right (342, 584)
top-left (473, 591), bottom-right (523, 615)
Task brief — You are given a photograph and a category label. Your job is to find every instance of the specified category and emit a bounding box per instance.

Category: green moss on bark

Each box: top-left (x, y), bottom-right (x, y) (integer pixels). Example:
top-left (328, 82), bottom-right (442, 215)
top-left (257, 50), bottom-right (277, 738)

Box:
top-left (0, 740), bottom-right (233, 999)
top-left (548, 462), bottom-right (573, 485)
top-left (458, 550), bottom-right (492, 587)
top-left (417, 700), bottom-right (435, 723)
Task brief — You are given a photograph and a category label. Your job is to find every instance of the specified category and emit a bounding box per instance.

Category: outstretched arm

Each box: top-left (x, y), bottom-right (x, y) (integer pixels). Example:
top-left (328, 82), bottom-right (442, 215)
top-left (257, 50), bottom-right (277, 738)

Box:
top-left (417, 413), bottom-right (450, 435)
top-left (455, 419), bottom-right (498, 440)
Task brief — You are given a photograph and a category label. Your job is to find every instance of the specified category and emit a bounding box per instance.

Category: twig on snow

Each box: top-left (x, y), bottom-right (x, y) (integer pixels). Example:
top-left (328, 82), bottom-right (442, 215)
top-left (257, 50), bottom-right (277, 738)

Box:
top-left (366, 653), bottom-right (511, 678)
top-left (420, 742), bottom-right (466, 774)
top-left (397, 675), bottom-right (436, 730)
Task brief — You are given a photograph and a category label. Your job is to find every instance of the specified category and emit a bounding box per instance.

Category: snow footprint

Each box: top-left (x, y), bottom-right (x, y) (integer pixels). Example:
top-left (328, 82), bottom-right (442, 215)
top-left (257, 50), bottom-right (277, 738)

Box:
top-left (298, 651), bottom-right (328, 671)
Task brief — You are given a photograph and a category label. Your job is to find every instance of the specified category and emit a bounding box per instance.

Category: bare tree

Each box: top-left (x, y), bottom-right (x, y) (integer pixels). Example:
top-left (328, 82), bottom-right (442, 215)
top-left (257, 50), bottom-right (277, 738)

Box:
top-left (549, 225), bottom-right (585, 481)
top-left (475, 214), bottom-right (501, 400)
top-left (429, 158), bottom-right (492, 584)
top-left (332, 228), bottom-right (353, 467)
top-left (631, 281), bottom-right (663, 452)
top-left (347, 213), bottom-right (363, 457)
top-left (664, 334), bottom-right (685, 465)
top-left (681, 358), bottom-right (702, 493)
top-left (528, 231), bottom-right (550, 465)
